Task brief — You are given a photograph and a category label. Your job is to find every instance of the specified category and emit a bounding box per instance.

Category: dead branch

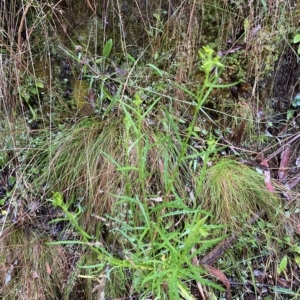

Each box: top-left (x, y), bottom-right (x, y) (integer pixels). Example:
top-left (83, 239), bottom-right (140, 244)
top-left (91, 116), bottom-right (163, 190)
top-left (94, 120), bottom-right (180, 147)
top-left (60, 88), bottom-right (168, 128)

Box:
top-left (200, 211), bottom-right (264, 266)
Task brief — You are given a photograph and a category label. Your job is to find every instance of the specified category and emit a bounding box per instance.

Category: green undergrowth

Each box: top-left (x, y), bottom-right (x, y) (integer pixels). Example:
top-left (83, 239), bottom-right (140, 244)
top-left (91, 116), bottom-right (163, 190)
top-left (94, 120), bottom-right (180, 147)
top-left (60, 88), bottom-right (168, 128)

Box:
top-left (48, 191), bottom-right (226, 299)
top-left (34, 108), bottom-right (192, 230)
top-left (1, 1), bottom-right (299, 298)
top-left (33, 46), bottom-right (230, 229)
top-left (24, 47), bottom-right (237, 298)
top-left (24, 47), bottom-right (287, 299)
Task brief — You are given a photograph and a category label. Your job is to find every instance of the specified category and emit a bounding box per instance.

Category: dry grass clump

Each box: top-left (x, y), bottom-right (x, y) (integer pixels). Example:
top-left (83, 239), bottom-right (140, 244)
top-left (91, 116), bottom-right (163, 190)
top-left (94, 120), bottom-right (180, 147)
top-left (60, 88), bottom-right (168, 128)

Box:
top-left (0, 227), bottom-right (68, 299)
top-left (34, 113), bottom-right (190, 232)
top-left (201, 158), bottom-right (281, 228)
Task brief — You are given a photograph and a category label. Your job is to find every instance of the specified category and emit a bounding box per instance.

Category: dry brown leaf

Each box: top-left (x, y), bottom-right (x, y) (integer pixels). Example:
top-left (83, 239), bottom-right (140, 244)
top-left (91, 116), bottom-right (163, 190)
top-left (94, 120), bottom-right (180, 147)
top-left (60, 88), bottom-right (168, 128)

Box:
top-left (260, 158), bottom-right (275, 192)
top-left (278, 146), bottom-right (290, 181)
top-left (276, 277), bottom-right (290, 288)
top-left (204, 265), bottom-right (232, 300)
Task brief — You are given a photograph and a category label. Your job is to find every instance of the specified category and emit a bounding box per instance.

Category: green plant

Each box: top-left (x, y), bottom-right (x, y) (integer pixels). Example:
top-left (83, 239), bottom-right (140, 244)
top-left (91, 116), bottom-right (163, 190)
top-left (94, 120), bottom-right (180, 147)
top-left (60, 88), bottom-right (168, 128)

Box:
top-left (58, 38), bottom-right (113, 83)
top-left (2, 1), bottom-right (300, 299)
top-left (35, 47), bottom-right (241, 299)
top-left (48, 191), bottom-right (225, 299)
top-left (17, 74), bottom-right (44, 120)
top-left (28, 46), bottom-right (237, 298)
top-left (293, 34), bottom-right (300, 55)
top-left (166, 47), bottom-right (238, 194)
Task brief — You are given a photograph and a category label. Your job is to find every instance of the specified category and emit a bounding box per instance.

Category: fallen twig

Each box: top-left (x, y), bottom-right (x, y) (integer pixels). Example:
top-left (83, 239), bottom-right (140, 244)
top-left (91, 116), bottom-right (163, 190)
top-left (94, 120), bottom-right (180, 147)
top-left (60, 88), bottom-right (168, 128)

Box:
top-left (265, 132), bottom-right (300, 161)
top-left (200, 211), bottom-right (264, 266)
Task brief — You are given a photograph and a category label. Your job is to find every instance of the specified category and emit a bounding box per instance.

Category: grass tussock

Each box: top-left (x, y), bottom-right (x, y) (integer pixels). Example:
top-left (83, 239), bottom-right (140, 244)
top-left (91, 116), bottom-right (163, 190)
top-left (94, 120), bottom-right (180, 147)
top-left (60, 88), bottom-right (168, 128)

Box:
top-left (0, 228), bottom-right (68, 299)
top-left (201, 158), bottom-right (281, 227)
top-left (35, 111), bottom-right (190, 232)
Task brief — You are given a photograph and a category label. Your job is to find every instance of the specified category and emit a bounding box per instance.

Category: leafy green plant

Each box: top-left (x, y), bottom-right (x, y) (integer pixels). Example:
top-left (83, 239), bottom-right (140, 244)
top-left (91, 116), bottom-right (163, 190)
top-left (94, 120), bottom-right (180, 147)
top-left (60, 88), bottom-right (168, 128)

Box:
top-left (48, 191), bottom-right (225, 299)
top-left (2, 1), bottom-right (299, 299)
top-left (17, 74), bottom-right (44, 120)
top-left (34, 46), bottom-right (230, 225)
top-left (293, 34), bottom-right (300, 55)
top-left (277, 255), bottom-right (288, 275)
top-left (58, 38), bottom-right (113, 80)
top-left (18, 75), bottom-right (44, 102)
top-left (30, 46), bottom-right (241, 298)
top-left (166, 47), bottom-right (238, 194)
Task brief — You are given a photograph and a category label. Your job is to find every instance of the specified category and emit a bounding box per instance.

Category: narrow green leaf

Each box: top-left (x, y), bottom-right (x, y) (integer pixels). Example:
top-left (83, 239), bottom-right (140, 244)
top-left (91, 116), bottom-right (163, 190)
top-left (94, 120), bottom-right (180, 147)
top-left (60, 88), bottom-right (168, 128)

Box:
top-left (169, 272), bottom-right (180, 299)
top-left (295, 256), bottom-right (300, 268)
top-left (102, 84), bottom-right (122, 116)
top-left (293, 34), bottom-right (300, 44)
top-left (103, 39), bottom-right (113, 57)
top-left (127, 53), bottom-right (136, 63)
top-left (178, 281), bottom-right (196, 299)
top-left (146, 63), bottom-right (164, 76)
top-left (102, 85), bottom-right (113, 101)
top-left (78, 263), bottom-right (106, 269)
top-left (269, 286), bottom-right (297, 295)
top-left (35, 81), bottom-right (44, 88)
top-left (290, 245), bottom-right (300, 254)
top-left (117, 166), bottom-right (139, 171)
top-left (277, 256), bottom-right (288, 274)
